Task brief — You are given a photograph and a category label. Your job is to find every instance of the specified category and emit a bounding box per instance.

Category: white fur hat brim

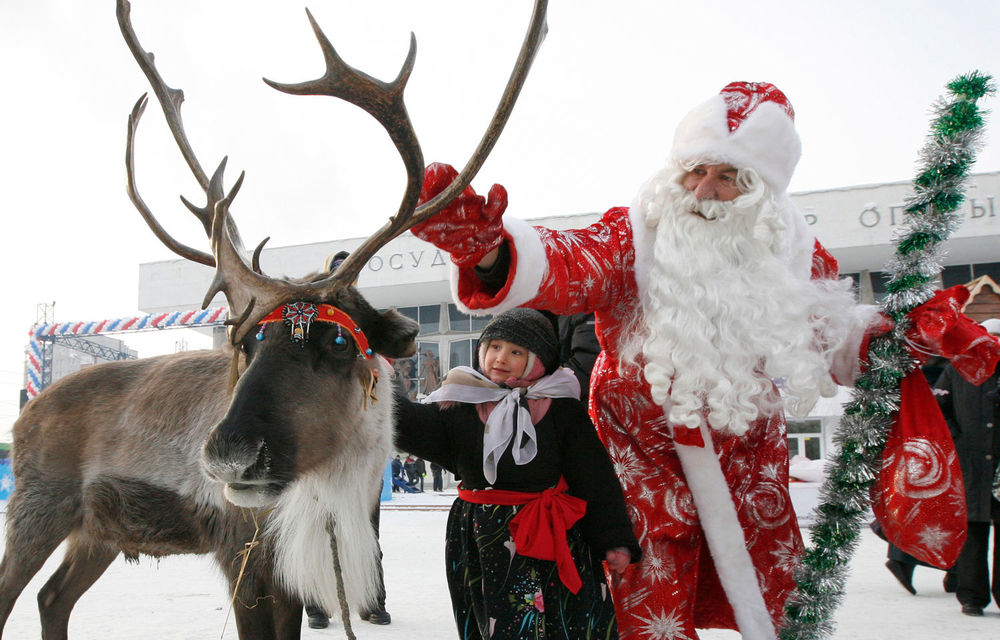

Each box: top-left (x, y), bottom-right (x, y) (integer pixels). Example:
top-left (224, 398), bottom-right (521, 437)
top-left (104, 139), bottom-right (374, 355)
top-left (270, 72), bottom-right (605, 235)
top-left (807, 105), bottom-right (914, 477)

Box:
top-left (671, 87), bottom-right (801, 195)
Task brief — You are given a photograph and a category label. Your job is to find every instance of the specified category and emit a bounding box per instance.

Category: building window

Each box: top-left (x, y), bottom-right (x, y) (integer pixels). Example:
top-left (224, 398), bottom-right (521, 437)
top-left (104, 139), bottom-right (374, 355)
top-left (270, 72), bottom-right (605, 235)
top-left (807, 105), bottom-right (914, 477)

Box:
top-left (942, 264), bottom-right (974, 289)
top-left (415, 343), bottom-right (441, 396)
top-left (973, 262), bottom-right (1000, 283)
top-left (869, 270), bottom-right (890, 302)
top-left (399, 305), bottom-right (441, 335)
top-left (449, 338), bottom-right (477, 370)
top-left (448, 304), bottom-right (492, 333)
top-left (787, 419), bottom-right (823, 460)
top-left (393, 355), bottom-right (419, 401)
top-left (842, 272), bottom-right (860, 297)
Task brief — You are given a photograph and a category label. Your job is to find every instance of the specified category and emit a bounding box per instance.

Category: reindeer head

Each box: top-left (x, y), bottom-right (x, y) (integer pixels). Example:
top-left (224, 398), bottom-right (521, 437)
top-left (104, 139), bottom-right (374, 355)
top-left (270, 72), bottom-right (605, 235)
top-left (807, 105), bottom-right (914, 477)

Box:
top-left (116, 0), bottom-right (547, 506)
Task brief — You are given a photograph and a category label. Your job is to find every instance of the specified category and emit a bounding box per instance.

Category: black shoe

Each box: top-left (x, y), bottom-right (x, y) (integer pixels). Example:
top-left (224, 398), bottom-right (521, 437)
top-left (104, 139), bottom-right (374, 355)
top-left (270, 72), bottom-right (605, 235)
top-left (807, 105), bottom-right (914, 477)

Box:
top-left (961, 604), bottom-right (985, 617)
top-left (307, 612), bottom-right (330, 629)
top-left (943, 571), bottom-right (958, 593)
top-left (360, 608), bottom-right (391, 625)
top-left (885, 560), bottom-right (916, 595)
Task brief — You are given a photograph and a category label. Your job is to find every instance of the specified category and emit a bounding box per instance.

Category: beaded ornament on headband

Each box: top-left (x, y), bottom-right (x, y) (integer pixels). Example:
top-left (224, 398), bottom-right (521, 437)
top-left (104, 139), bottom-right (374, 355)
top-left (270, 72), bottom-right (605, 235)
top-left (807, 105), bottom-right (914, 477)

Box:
top-left (255, 302), bottom-right (373, 359)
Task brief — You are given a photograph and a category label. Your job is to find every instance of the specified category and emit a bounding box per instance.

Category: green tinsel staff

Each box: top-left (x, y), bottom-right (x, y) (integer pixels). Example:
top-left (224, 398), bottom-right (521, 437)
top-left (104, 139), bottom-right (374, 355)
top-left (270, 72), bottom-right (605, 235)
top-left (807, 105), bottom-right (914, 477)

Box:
top-left (781, 71), bottom-right (996, 640)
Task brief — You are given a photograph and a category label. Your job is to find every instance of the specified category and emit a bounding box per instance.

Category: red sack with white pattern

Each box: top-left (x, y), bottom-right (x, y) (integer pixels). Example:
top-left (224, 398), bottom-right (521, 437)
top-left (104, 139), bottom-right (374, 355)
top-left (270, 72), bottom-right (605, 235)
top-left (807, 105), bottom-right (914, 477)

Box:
top-left (871, 371), bottom-right (966, 568)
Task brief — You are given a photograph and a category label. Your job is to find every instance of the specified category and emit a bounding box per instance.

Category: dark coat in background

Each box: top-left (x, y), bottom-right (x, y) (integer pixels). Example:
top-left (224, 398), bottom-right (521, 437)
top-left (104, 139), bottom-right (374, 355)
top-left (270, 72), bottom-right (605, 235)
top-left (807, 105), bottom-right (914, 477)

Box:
top-left (541, 312), bottom-right (600, 405)
top-left (935, 365), bottom-right (1000, 522)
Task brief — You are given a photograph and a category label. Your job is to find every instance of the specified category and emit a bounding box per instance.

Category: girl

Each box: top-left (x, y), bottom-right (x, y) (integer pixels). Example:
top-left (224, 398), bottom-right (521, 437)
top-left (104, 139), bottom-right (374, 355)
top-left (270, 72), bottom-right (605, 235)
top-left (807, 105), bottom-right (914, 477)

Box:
top-left (394, 308), bottom-right (639, 639)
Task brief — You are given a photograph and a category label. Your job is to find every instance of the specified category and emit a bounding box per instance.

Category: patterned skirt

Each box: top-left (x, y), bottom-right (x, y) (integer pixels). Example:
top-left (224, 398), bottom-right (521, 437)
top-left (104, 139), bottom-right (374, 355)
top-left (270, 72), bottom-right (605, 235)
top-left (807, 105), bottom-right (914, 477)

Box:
top-left (444, 498), bottom-right (618, 640)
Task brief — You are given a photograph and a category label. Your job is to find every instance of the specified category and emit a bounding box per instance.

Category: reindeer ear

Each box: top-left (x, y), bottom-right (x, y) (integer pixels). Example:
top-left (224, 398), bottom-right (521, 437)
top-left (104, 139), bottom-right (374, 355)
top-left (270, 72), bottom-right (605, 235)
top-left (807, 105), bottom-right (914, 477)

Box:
top-left (369, 309), bottom-right (419, 359)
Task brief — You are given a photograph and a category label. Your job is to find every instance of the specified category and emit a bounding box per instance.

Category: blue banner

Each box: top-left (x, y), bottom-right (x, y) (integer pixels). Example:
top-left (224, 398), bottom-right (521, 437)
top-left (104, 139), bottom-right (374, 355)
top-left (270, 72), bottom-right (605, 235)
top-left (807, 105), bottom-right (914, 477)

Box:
top-left (0, 459), bottom-right (13, 501)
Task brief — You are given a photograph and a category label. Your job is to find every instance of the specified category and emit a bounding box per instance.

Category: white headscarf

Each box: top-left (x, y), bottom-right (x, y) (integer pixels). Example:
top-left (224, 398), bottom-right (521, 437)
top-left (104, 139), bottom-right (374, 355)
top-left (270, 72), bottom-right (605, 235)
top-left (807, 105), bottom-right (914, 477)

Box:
top-left (422, 366), bottom-right (580, 484)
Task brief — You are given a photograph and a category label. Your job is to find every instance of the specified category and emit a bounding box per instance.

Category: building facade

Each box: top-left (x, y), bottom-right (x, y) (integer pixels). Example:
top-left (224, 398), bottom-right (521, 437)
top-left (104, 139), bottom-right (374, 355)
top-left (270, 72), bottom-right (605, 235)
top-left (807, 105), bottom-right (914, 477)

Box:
top-left (138, 171), bottom-right (1000, 464)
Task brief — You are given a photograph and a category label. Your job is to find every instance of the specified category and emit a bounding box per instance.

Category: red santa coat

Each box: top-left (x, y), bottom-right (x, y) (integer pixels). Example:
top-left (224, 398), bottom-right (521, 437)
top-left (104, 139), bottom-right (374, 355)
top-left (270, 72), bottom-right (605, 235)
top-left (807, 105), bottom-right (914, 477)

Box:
top-left (451, 206), bottom-right (853, 639)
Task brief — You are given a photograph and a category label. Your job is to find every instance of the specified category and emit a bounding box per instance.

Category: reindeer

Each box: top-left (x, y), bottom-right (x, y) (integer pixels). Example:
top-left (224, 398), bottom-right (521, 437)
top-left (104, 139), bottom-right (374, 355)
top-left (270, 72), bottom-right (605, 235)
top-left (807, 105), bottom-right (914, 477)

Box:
top-left (0, 1), bottom-right (548, 639)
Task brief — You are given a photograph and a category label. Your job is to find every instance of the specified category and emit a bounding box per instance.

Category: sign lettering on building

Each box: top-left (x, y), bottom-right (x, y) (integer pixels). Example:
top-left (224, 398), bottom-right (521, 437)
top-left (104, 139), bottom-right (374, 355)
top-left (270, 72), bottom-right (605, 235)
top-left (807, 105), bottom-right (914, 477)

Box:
top-left (364, 249), bottom-right (449, 272)
top-left (851, 196), bottom-right (996, 229)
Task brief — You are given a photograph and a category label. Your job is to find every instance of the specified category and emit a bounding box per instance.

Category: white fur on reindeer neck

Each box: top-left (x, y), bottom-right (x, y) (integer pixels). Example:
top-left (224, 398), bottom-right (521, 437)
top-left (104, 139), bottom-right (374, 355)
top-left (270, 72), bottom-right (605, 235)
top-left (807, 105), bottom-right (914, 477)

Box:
top-left (264, 354), bottom-right (395, 618)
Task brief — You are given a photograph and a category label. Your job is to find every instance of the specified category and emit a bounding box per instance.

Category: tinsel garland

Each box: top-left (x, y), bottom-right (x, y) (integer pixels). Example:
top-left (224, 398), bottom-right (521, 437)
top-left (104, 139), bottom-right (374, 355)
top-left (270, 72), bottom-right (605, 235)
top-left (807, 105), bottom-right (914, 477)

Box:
top-left (780, 71), bottom-right (995, 640)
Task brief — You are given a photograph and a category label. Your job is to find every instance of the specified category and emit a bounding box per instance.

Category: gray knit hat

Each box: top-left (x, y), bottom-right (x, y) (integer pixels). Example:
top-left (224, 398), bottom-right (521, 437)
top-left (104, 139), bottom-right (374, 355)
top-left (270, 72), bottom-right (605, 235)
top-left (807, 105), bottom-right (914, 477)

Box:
top-left (477, 308), bottom-right (559, 375)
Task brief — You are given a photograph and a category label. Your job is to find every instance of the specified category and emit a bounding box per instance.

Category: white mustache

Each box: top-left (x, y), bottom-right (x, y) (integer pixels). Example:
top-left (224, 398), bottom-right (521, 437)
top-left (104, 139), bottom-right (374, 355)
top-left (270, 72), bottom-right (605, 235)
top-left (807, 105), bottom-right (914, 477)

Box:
top-left (679, 191), bottom-right (731, 221)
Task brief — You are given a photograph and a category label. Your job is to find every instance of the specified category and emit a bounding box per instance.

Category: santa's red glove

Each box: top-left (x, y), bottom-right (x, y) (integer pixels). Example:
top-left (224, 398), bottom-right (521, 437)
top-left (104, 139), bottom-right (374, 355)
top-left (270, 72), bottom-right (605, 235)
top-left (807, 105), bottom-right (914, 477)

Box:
top-left (905, 285), bottom-right (1000, 384)
top-left (412, 163), bottom-right (508, 268)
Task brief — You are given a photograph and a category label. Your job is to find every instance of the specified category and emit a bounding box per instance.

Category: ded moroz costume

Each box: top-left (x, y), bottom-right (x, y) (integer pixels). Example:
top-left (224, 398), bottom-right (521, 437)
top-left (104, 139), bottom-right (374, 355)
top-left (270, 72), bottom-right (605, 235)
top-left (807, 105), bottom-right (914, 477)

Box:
top-left (410, 82), bottom-right (913, 639)
top-left (411, 81), bottom-right (1000, 639)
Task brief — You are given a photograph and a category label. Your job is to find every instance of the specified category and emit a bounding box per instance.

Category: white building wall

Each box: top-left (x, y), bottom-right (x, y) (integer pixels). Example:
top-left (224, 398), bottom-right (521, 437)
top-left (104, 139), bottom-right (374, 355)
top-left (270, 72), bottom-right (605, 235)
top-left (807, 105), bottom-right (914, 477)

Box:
top-left (138, 171), bottom-right (1000, 316)
top-left (137, 172), bottom-right (1000, 463)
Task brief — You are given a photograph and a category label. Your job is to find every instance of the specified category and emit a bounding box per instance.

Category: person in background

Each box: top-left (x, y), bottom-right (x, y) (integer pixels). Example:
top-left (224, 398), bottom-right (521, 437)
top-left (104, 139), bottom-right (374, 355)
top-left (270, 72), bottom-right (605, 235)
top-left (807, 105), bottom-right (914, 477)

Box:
top-left (393, 308), bottom-right (639, 639)
top-left (430, 461), bottom-right (444, 492)
top-left (541, 312), bottom-right (600, 406)
top-left (934, 318), bottom-right (1000, 617)
top-left (403, 455), bottom-right (419, 489)
top-left (413, 457), bottom-right (426, 492)
top-left (391, 454), bottom-right (404, 493)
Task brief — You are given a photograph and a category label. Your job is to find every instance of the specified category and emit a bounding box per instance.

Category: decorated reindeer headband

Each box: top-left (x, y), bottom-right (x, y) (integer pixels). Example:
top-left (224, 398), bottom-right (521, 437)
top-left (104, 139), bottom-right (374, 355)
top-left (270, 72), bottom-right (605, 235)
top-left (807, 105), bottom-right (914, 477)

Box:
top-left (256, 302), bottom-right (373, 359)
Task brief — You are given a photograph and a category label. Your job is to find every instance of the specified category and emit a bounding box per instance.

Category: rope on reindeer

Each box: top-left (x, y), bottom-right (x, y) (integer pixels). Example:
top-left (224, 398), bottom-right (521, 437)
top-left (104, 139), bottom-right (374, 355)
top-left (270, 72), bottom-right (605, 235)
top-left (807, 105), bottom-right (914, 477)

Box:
top-left (781, 71), bottom-right (995, 640)
top-left (326, 517), bottom-right (357, 640)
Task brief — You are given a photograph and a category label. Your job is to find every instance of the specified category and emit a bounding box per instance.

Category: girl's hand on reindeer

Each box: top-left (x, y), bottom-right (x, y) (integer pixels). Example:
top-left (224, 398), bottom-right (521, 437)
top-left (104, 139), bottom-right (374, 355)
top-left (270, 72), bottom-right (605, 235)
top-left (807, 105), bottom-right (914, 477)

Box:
top-left (412, 162), bottom-right (508, 269)
top-left (605, 547), bottom-right (631, 574)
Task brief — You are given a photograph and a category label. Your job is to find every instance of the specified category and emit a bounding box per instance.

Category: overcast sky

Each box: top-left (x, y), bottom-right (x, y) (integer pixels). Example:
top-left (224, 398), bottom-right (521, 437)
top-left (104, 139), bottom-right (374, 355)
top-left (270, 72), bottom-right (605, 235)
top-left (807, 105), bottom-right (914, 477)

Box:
top-left (1, 0), bottom-right (998, 436)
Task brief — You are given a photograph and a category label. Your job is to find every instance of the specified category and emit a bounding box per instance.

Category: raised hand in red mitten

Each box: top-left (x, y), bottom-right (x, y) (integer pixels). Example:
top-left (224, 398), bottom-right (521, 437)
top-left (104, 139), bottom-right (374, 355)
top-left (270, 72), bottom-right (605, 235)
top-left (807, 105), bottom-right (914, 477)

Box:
top-left (905, 285), bottom-right (1000, 384)
top-left (412, 163), bottom-right (508, 268)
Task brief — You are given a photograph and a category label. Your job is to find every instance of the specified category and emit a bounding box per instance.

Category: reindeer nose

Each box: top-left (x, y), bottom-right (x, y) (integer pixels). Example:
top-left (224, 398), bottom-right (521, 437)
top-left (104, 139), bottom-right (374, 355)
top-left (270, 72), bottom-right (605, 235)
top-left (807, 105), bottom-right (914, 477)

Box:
top-left (201, 429), bottom-right (268, 483)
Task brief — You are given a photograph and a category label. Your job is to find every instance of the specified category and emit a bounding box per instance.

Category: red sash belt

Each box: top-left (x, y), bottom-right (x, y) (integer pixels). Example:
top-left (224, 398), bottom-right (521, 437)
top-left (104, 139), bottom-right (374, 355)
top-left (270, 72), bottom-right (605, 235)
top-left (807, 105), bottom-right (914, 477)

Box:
top-left (458, 477), bottom-right (587, 593)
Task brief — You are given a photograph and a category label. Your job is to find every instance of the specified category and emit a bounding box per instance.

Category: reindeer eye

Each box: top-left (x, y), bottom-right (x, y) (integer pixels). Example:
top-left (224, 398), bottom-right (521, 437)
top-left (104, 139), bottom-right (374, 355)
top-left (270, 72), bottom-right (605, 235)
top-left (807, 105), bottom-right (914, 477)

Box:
top-left (327, 328), bottom-right (353, 355)
top-left (239, 334), bottom-right (259, 360)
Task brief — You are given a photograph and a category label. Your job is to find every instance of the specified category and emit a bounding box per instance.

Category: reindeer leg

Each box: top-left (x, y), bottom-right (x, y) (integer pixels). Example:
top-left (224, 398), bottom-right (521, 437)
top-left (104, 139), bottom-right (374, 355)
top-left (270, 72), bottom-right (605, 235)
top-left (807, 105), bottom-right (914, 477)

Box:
top-left (217, 544), bottom-right (302, 640)
top-left (229, 585), bottom-right (302, 640)
top-left (0, 482), bottom-right (81, 638)
top-left (270, 592), bottom-right (303, 640)
top-left (36, 538), bottom-right (118, 640)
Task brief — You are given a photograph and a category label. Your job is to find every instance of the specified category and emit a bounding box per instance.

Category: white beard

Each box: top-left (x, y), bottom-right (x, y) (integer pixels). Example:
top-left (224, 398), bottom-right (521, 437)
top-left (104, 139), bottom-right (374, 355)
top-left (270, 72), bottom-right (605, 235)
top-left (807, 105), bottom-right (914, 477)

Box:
top-left (633, 168), bottom-right (861, 436)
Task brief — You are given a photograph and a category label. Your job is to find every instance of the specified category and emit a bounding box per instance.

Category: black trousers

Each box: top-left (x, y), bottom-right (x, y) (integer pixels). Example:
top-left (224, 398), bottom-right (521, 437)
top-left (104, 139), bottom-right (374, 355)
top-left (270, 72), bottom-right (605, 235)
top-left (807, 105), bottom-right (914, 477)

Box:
top-left (955, 520), bottom-right (1000, 609)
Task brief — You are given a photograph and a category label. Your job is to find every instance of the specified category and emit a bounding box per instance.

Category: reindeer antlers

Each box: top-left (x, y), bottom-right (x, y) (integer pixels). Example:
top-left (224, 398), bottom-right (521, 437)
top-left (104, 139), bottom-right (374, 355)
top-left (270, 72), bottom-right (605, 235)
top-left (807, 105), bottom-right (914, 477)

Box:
top-left (118, 0), bottom-right (548, 345)
top-left (263, 3), bottom-right (548, 291)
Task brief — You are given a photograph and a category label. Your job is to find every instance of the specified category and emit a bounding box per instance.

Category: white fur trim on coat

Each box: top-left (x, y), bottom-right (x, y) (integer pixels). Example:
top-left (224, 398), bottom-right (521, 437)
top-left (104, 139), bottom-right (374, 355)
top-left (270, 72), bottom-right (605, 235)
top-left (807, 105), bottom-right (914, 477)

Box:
top-left (627, 200), bottom-right (655, 303)
top-left (450, 216), bottom-right (548, 315)
top-left (672, 420), bottom-right (777, 640)
top-left (829, 302), bottom-right (884, 386)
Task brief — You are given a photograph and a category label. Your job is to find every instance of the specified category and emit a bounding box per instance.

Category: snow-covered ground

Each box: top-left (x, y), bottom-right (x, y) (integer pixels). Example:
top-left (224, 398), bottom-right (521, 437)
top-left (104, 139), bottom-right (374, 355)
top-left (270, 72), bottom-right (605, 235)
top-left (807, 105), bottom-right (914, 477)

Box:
top-left (0, 489), bottom-right (995, 639)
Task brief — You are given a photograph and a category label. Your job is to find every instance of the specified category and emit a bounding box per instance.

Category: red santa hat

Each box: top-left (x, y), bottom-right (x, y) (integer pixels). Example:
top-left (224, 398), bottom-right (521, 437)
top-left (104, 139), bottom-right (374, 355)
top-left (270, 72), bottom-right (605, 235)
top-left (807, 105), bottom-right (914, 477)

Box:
top-left (671, 81), bottom-right (801, 195)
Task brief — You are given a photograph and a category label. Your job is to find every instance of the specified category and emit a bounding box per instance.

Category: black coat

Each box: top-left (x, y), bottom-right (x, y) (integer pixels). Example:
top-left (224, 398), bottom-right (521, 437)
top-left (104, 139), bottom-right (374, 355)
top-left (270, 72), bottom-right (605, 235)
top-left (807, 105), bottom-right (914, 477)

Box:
top-left (393, 393), bottom-right (640, 561)
top-left (935, 365), bottom-right (1000, 522)
top-left (539, 311), bottom-right (601, 405)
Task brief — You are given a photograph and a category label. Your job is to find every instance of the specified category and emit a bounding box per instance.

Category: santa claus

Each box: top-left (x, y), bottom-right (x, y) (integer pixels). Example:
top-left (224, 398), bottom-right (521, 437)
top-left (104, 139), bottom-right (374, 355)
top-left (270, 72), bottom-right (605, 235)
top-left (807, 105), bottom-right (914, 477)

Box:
top-left (412, 82), bottom-right (882, 640)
